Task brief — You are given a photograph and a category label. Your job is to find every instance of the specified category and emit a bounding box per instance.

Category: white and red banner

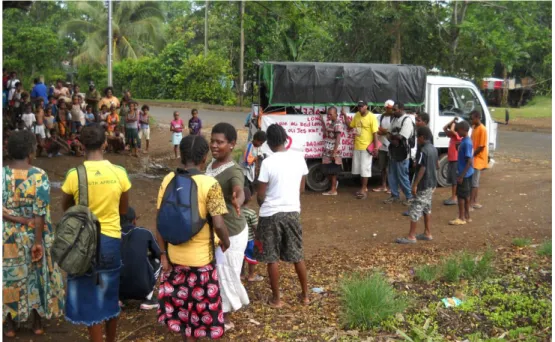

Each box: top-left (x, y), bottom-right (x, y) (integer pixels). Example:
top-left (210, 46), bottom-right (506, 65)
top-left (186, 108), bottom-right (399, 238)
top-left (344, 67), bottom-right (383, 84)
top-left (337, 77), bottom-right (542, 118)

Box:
top-left (260, 114), bottom-right (357, 158)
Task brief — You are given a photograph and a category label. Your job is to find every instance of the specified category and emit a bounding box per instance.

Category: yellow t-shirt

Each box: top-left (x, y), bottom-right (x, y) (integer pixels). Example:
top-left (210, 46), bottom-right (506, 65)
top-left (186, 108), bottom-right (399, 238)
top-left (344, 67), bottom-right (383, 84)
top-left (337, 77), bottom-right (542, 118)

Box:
top-left (349, 111), bottom-right (379, 151)
top-left (61, 160), bottom-right (132, 239)
top-left (471, 124), bottom-right (488, 170)
top-left (157, 172), bottom-right (228, 267)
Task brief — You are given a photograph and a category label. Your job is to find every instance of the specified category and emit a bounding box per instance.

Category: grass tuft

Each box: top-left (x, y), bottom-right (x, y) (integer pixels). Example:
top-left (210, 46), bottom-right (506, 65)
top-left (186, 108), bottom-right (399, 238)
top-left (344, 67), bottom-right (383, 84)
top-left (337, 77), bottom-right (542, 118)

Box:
top-left (339, 272), bottom-right (408, 330)
top-left (512, 238), bottom-right (532, 247)
top-left (537, 240), bottom-right (552, 257)
top-left (443, 257), bottom-right (462, 283)
top-left (414, 265), bottom-right (440, 283)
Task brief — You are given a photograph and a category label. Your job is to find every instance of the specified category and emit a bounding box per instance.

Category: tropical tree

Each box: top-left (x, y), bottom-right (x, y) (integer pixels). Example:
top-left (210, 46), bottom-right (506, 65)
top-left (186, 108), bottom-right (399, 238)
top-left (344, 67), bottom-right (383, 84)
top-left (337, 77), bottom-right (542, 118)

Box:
top-left (59, 1), bottom-right (165, 65)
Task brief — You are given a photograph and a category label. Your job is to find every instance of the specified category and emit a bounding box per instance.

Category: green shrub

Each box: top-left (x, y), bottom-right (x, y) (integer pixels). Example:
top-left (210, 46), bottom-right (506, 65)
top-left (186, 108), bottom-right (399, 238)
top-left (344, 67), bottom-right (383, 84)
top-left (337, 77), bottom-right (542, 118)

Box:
top-left (340, 272), bottom-right (408, 331)
top-left (537, 240), bottom-right (552, 256)
top-left (414, 265), bottom-right (440, 283)
top-left (459, 250), bottom-right (494, 280)
top-left (512, 238), bottom-right (532, 247)
top-left (442, 257), bottom-right (462, 283)
top-left (473, 249), bottom-right (494, 280)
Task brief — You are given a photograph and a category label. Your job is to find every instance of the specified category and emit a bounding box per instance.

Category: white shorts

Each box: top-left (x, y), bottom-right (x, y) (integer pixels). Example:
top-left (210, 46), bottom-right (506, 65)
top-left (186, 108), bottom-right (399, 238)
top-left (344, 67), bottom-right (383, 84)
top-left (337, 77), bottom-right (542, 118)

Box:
top-left (139, 127), bottom-right (150, 140)
top-left (34, 124), bottom-right (46, 139)
top-left (352, 150), bottom-right (373, 178)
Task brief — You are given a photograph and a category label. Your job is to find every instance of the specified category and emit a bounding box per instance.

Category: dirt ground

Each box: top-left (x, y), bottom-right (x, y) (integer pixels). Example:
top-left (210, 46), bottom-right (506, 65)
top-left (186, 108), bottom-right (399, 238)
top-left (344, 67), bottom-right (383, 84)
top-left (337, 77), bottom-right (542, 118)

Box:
top-left (6, 124), bottom-right (551, 341)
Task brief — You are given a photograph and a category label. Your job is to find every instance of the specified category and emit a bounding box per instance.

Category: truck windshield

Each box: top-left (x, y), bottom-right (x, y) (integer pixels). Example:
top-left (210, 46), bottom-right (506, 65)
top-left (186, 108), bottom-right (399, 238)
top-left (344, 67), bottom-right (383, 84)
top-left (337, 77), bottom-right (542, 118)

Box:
top-left (438, 87), bottom-right (484, 122)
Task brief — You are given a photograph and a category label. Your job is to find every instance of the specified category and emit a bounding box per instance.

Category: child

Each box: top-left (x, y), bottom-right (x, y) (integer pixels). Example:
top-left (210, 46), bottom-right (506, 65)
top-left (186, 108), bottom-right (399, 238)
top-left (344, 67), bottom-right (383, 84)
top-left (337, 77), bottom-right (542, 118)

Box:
top-left (254, 124), bottom-right (309, 307)
top-left (85, 105), bottom-right (95, 126)
top-left (241, 187), bottom-right (263, 282)
top-left (443, 118), bottom-right (461, 206)
top-left (108, 127), bottom-right (125, 153)
top-left (44, 106), bottom-right (56, 131)
top-left (188, 108), bottom-right (202, 136)
top-left (396, 126), bottom-right (438, 244)
top-left (70, 95), bottom-right (82, 133)
top-left (67, 133), bottom-right (84, 157)
top-left (34, 107), bottom-right (47, 141)
top-left (21, 104), bottom-right (36, 130)
top-left (318, 107), bottom-right (343, 196)
top-left (242, 130), bottom-right (267, 194)
top-left (106, 106), bottom-right (120, 135)
top-left (139, 105), bottom-right (150, 153)
top-left (38, 129), bottom-right (67, 157)
top-left (170, 111), bottom-right (184, 159)
top-left (58, 113), bottom-right (69, 139)
top-left (57, 100), bottom-right (69, 124)
top-left (449, 120), bottom-right (474, 225)
top-left (99, 104), bottom-right (109, 127)
top-left (36, 97), bottom-right (46, 112)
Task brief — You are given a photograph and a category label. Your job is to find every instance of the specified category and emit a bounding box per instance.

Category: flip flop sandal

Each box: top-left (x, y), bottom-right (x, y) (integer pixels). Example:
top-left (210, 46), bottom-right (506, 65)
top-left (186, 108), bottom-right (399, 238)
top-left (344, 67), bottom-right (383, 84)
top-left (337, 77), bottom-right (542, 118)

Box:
top-left (356, 192), bottom-right (368, 200)
top-left (449, 218), bottom-right (467, 225)
top-left (466, 218), bottom-right (473, 223)
top-left (473, 204), bottom-right (483, 209)
top-left (416, 234), bottom-right (433, 241)
top-left (322, 191), bottom-right (338, 196)
top-left (396, 237), bottom-right (417, 244)
top-left (372, 188), bottom-right (386, 192)
top-left (443, 199), bottom-right (457, 205)
top-left (267, 299), bottom-right (284, 309)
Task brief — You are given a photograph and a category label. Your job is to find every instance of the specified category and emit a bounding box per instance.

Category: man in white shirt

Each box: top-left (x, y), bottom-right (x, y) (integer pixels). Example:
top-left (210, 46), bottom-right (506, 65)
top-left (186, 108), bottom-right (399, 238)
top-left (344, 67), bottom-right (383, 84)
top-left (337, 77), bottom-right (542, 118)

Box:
top-left (373, 99), bottom-right (394, 193)
top-left (255, 124), bottom-right (309, 308)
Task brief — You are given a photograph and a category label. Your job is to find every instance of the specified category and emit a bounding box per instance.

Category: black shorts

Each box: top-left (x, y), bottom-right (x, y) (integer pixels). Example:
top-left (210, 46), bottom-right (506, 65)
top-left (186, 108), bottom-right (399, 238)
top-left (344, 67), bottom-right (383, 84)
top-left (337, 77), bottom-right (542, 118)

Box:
top-left (378, 150), bottom-right (389, 171)
top-left (447, 161), bottom-right (457, 185)
top-left (323, 163), bottom-right (342, 175)
top-left (254, 212), bottom-right (303, 264)
top-left (456, 176), bottom-right (472, 199)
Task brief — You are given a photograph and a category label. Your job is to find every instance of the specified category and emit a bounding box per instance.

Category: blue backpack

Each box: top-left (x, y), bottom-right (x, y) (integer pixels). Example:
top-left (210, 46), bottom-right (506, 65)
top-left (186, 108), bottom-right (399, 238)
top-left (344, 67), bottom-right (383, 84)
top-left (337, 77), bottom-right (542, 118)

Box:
top-left (156, 168), bottom-right (207, 245)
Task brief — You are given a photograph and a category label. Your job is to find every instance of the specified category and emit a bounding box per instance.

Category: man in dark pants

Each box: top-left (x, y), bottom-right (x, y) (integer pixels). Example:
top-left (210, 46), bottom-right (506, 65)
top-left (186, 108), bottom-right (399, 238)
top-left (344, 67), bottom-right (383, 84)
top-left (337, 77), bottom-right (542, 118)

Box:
top-left (119, 207), bottom-right (162, 310)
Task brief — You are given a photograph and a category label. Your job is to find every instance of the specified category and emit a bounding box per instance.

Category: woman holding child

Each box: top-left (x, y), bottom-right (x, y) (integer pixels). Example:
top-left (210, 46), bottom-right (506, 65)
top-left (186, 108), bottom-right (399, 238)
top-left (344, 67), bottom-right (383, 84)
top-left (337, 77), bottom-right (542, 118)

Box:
top-left (205, 123), bottom-right (250, 331)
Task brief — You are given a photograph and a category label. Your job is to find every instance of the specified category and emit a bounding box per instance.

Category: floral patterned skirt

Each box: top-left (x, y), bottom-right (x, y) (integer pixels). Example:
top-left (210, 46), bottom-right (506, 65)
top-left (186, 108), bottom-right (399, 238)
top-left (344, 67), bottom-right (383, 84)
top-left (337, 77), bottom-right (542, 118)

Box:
top-left (157, 262), bottom-right (225, 339)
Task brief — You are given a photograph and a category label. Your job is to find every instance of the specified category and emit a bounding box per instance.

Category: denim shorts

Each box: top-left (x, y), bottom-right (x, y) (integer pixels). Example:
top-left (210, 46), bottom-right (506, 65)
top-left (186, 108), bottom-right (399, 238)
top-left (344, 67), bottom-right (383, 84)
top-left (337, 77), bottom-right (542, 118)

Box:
top-left (65, 234), bottom-right (122, 327)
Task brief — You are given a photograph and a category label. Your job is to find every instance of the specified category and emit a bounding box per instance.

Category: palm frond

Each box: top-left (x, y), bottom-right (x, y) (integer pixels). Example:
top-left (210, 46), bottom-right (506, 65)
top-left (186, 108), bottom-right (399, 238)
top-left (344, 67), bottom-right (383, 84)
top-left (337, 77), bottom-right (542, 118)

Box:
top-left (118, 36), bottom-right (138, 60)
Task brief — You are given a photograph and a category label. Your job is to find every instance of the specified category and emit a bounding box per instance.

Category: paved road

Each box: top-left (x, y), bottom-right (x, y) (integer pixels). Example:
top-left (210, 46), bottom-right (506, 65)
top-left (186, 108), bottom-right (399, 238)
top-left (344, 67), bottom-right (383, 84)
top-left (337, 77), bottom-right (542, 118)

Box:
top-left (149, 106), bottom-right (247, 128)
top-left (149, 106), bottom-right (552, 160)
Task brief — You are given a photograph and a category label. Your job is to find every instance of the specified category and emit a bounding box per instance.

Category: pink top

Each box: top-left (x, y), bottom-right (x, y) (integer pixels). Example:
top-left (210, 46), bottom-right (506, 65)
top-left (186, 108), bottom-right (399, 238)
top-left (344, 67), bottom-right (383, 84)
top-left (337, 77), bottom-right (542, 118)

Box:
top-left (171, 119), bottom-right (184, 133)
top-left (447, 132), bottom-right (462, 161)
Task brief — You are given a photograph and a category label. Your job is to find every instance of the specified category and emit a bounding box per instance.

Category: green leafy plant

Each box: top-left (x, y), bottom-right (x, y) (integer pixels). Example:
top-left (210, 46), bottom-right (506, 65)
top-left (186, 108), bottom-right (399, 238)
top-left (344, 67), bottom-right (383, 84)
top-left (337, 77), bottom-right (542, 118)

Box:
top-left (414, 265), bottom-right (440, 283)
top-left (339, 272), bottom-right (408, 331)
top-left (396, 319), bottom-right (443, 342)
top-left (442, 257), bottom-right (462, 283)
top-left (537, 240), bottom-right (552, 256)
top-left (512, 238), bottom-right (532, 247)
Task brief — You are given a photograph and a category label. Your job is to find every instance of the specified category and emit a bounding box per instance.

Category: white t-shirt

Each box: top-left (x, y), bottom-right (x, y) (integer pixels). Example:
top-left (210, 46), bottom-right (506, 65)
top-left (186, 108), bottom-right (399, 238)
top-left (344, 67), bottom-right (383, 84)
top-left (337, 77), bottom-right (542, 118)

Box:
top-left (7, 78), bottom-right (20, 89)
top-left (378, 115), bottom-right (392, 152)
top-left (21, 113), bottom-right (36, 129)
top-left (258, 150), bottom-right (308, 217)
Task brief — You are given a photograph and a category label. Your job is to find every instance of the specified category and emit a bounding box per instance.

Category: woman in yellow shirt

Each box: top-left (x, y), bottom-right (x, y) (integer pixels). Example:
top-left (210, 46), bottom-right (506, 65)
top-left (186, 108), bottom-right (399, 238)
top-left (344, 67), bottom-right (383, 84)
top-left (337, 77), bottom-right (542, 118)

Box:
top-left (156, 135), bottom-right (230, 340)
top-left (61, 124), bottom-right (131, 342)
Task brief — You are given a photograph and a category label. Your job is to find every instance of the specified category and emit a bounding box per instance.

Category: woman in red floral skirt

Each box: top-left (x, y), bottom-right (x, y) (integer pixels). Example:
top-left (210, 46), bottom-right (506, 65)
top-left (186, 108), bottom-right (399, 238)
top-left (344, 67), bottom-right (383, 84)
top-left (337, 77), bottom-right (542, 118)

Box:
top-left (155, 135), bottom-right (231, 341)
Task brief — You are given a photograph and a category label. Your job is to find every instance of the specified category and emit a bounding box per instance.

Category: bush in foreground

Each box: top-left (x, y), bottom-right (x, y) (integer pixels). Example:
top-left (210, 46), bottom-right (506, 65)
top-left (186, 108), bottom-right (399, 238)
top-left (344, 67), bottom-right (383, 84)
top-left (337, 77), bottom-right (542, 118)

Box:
top-left (340, 272), bottom-right (408, 330)
top-left (512, 238), bottom-right (532, 247)
top-left (537, 240), bottom-right (552, 257)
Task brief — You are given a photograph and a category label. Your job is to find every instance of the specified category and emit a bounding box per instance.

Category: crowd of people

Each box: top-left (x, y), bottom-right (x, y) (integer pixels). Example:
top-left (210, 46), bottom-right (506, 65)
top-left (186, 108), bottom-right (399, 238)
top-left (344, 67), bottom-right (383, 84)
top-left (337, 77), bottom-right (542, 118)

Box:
top-left (3, 70), bottom-right (489, 341)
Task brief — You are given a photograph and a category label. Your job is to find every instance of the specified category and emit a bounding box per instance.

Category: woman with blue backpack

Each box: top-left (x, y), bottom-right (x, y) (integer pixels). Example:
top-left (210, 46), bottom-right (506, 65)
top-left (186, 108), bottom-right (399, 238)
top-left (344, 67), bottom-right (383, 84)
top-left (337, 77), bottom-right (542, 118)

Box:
top-left (156, 134), bottom-right (230, 340)
top-left (205, 123), bottom-right (250, 331)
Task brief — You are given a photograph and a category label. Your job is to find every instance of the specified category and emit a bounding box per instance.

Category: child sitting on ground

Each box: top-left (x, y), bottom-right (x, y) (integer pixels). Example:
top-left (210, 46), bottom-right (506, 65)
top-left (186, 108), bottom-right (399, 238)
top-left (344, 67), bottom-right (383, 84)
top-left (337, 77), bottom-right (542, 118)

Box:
top-left (38, 129), bottom-right (69, 157)
top-left (188, 108), bottom-right (202, 136)
top-left (242, 131), bottom-right (267, 194)
top-left (107, 127), bottom-right (125, 153)
top-left (85, 105), bottom-right (95, 126)
top-left (99, 104), bottom-right (109, 127)
top-left (241, 187), bottom-right (263, 282)
top-left (67, 133), bottom-right (84, 157)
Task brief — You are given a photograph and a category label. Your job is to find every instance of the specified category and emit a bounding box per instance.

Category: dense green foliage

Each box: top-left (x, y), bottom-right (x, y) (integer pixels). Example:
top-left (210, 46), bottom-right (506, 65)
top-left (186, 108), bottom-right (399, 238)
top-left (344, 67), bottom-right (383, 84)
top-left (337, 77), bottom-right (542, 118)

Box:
top-left (3, 1), bottom-right (552, 104)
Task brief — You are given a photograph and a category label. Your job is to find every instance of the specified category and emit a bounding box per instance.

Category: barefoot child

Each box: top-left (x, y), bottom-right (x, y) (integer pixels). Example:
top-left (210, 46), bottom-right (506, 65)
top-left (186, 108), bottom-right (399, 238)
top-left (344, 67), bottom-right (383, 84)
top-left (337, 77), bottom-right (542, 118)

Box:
top-left (242, 187), bottom-right (263, 282)
top-left (396, 126), bottom-right (438, 244)
top-left (188, 108), bottom-right (202, 136)
top-left (21, 104), bottom-right (36, 130)
top-left (67, 133), bottom-right (84, 157)
top-left (255, 124), bottom-right (309, 307)
top-left (449, 120), bottom-right (474, 225)
top-left (442, 118), bottom-right (461, 206)
top-left (170, 111), bottom-right (184, 159)
top-left (318, 106), bottom-right (343, 196)
top-left (44, 106), bottom-right (56, 132)
top-left (242, 130), bottom-right (267, 194)
top-left (139, 105), bottom-right (150, 152)
top-left (34, 108), bottom-right (47, 151)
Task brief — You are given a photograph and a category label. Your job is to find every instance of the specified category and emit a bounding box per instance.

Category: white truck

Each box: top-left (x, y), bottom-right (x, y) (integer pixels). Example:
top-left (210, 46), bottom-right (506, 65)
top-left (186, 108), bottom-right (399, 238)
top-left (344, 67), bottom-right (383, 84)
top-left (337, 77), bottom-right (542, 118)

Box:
top-left (250, 62), bottom-right (497, 191)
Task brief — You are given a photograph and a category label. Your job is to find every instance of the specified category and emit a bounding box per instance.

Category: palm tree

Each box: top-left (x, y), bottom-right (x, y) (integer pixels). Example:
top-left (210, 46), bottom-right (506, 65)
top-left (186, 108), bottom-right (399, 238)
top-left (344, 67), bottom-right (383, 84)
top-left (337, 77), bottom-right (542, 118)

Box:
top-left (60, 1), bottom-right (165, 65)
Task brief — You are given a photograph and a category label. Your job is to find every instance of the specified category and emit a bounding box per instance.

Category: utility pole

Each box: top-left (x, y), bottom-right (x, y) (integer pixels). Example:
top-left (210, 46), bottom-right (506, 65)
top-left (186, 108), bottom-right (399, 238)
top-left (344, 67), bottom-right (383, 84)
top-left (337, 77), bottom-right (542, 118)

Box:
top-left (239, 0), bottom-right (245, 106)
top-left (107, 0), bottom-right (113, 86)
top-left (204, 0), bottom-right (208, 57)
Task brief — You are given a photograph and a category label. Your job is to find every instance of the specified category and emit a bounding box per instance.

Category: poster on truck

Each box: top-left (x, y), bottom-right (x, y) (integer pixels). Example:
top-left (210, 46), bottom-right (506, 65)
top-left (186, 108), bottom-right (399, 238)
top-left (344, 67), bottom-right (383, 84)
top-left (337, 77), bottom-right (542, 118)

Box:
top-left (260, 114), bottom-right (357, 159)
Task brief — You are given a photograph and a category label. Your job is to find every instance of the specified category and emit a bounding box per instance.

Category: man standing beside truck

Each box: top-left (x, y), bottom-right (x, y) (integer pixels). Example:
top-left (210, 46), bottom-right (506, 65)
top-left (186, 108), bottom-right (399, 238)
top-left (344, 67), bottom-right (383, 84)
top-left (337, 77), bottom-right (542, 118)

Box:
top-left (373, 99), bottom-right (395, 193)
top-left (384, 103), bottom-right (414, 205)
top-left (342, 100), bottom-right (379, 200)
top-left (470, 110), bottom-right (488, 210)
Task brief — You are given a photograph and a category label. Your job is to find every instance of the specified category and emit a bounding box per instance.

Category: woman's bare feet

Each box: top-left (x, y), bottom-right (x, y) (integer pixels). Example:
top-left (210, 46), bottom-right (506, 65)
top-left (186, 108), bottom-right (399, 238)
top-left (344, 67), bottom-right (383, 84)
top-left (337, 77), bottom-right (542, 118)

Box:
top-left (298, 293), bottom-right (310, 305)
top-left (267, 298), bottom-right (284, 309)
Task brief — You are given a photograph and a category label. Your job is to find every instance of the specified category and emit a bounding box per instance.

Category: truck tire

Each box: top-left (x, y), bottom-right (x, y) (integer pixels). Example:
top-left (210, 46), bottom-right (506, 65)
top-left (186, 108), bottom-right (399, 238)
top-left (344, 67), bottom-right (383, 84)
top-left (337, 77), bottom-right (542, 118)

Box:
top-left (436, 153), bottom-right (449, 188)
top-left (306, 161), bottom-right (330, 192)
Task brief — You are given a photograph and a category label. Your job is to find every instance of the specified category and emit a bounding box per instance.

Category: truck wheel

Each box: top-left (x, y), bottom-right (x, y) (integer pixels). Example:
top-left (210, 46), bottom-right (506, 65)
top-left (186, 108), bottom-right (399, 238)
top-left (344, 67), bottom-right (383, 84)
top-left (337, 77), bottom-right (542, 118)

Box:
top-left (306, 161), bottom-right (330, 192)
top-left (436, 153), bottom-right (449, 188)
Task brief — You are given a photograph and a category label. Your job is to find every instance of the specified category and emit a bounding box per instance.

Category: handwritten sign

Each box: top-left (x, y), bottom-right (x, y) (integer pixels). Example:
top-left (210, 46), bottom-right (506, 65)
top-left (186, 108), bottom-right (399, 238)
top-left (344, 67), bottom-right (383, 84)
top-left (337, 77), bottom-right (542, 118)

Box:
top-left (261, 114), bottom-right (358, 158)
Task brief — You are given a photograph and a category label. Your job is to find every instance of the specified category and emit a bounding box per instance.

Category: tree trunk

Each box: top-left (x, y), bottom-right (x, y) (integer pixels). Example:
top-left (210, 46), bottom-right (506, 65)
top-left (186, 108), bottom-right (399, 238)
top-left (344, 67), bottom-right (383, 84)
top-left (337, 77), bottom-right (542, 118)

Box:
top-left (390, 16), bottom-right (401, 64)
top-left (239, 0), bottom-right (245, 106)
top-left (501, 65), bottom-right (509, 107)
top-left (204, 0), bottom-right (209, 57)
top-left (449, 1), bottom-right (469, 73)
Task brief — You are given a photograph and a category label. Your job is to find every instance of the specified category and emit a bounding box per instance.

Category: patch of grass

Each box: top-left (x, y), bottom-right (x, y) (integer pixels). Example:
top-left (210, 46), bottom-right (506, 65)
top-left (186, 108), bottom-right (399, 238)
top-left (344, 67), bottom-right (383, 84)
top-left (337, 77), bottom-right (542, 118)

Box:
top-left (442, 257), bottom-right (462, 283)
top-left (339, 272), bottom-right (408, 331)
top-left (438, 250), bottom-right (494, 283)
top-left (512, 237), bottom-right (532, 247)
top-left (414, 265), bottom-right (440, 283)
top-left (537, 240), bottom-right (552, 257)
top-left (490, 95), bottom-right (552, 120)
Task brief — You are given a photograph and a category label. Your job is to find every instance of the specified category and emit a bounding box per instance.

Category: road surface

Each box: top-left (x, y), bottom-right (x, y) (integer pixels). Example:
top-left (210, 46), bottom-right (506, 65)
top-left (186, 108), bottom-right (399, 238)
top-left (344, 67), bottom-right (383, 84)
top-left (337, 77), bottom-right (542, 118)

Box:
top-left (149, 105), bottom-right (247, 128)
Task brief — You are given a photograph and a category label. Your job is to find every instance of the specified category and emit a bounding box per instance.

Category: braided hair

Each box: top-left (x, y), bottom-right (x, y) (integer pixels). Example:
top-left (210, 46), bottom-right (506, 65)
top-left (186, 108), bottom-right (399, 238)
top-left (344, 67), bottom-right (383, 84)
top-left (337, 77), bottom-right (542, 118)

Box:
top-left (266, 124), bottom-right (288, 149)
top-left (180, 135), bottom-right (209, 166)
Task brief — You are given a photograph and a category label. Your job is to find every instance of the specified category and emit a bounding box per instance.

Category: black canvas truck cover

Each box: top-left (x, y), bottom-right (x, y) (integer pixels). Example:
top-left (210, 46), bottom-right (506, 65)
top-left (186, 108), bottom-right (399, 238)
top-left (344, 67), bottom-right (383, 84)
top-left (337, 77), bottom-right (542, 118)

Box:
top-left (259, 62), bottom-right (427, 107)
